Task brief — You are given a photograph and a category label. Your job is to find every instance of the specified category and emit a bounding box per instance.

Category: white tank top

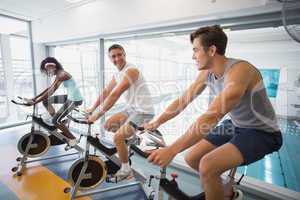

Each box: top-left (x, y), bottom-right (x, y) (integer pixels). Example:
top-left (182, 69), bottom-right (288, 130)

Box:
top-left (113, 62), bottom-right (155, 114)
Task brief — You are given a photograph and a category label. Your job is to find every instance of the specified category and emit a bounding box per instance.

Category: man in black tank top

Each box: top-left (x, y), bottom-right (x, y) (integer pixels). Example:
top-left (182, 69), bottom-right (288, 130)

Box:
top-left (144, 25), bottom-right (282, 200)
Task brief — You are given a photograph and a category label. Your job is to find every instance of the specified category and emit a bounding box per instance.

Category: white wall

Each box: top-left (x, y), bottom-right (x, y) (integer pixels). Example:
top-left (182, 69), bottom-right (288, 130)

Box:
top-left (32, 0), bottom-right (281, 43)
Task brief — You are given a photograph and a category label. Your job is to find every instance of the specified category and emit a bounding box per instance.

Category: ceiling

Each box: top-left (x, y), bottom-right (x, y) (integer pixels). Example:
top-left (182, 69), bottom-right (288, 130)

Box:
top-left (0, 0), bottom-right (282, 22)
top-left (0, 0), bottom-right (286, 42)
top-left (0, 0), bottom-right (97, 20)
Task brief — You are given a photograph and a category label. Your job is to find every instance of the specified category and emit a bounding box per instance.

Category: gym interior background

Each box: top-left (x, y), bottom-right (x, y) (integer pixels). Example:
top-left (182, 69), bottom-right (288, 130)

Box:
top-left (0, 0), bottom-right (299, 199)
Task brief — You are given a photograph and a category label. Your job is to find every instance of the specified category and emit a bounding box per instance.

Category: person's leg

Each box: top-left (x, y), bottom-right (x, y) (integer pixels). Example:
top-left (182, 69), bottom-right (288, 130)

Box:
top-left (114, 123), bottom-right (136, 164)
top-left (104, 112), bottom-right (128, 132)
top-left (87, 112), bottom-right (128, 151)
top-left (184, 139), bottom-right (216, 171)
top-left (42, 95), bottom-right (68, 116)
top-left (113, 113), bottom-right (154, 180)
top-left (199, 143), bottom-right (244, 200)
top-left (111, 123), bottom-right (135, 180)
top-left (52, 100), bottom-right (77, 140)
top-left (184, 120), bottom-right (235, 199)
top-left (186, 119), bottom-right (234, 171)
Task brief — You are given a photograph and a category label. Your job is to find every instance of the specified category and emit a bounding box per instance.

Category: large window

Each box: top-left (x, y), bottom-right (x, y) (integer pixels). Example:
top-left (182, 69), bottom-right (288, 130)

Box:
top-left (104, 36), bottom-right (210, 144)
top-left (47, 25), bottom-right (300, 193)
top-left (0, 16), bottom-right (34, 126)
top-left (52, 42), bottom-right (101, 133)
top-left (104, 27), bottom-right (300, 192)
top-left (53, 42), bottom-right (100, 108)
top-left (0, 42), bottom-right (6, 120)
top-left (10, 36), bottom-right (34, 120)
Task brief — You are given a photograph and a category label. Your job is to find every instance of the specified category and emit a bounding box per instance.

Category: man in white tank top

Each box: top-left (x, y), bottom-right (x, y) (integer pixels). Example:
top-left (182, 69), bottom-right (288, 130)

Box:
top-left (144, 26), bottom-right (282, 200)
top-left (86, 44), bottom-right (154, 181)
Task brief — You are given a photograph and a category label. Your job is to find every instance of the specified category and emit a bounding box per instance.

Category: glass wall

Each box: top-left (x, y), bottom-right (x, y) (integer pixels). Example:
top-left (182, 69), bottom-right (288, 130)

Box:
top-left (53, 42), bottom-right (100, 108)
top-left (52, 42), bottom-right (101, 133)
top-left (104, 36), bottom-right (210, 145)
top-left (103, 27), bottom-right (300, 192)
top-left (226, 27), bottom-right (300, 192)
top-left (0, 16), bottom-right (34, 126)
top-left (0, 42), bottom-right (5, 120)
top-left (48, 26), bottom-right (300, 193)
top-left (10, 36), bottom-right (34, 120)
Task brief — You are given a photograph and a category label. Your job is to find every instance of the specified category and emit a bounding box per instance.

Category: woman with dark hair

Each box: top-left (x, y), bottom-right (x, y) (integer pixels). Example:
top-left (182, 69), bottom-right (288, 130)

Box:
top-left (28, 57), bottom-right (83, 146)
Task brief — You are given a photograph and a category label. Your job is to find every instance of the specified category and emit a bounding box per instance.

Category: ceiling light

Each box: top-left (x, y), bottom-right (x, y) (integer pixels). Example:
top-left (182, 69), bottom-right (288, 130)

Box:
top-left (66, 0), bottom-right (84, 3)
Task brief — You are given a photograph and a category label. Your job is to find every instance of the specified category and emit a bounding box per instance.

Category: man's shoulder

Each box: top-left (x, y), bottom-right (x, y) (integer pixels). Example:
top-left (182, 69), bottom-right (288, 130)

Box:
top-left (225, 60), bottom-right (257, 86)
top-left (126, 62), bottom-right (138, 68)
top-left (228, 59), bottom-right (254, 75)
top-left (125, 62), bottom-right (140, 73)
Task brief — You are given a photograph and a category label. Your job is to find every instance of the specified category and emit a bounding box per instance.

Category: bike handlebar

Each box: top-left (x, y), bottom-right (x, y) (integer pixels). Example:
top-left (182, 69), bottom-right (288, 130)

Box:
top-left (11, 99), bottom-right (31, 106)
top-left (67, 115), bottom-right (93, 125)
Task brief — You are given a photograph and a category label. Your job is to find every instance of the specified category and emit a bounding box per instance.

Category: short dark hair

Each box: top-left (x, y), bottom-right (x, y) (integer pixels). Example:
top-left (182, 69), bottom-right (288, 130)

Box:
top-left (190, 25), bottom-right (227, 55)
top-left (40, 57), bottom-right (63, 74)
top-left (108, 44), bottom-right (125, 53)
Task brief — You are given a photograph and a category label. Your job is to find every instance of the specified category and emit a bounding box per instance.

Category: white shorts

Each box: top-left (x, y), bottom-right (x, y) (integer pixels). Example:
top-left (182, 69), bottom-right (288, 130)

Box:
top-left (121, 108), bottom-right (154, 126)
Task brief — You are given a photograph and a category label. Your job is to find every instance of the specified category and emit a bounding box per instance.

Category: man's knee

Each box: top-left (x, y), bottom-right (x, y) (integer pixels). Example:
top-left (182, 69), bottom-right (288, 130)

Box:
top-left (184, 153), bottom-right (205, 169)
top-left (113, 132), bottom-right (125, 144)
top-left (184, 153), bottom-right (197, 168)
top-left (103, 121), bottom-right (111, 131)
top-left (104, 120), bottom-right (121, 132)
top-left (114, 124), bottom-right (135, 143)
top-left (199, 155), bottom-right (220, 182)
top-left (184, 146), bottom-right (211, 169)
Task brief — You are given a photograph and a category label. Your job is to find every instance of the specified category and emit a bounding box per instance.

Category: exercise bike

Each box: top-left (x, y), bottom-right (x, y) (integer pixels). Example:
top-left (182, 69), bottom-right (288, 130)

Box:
top-left (64, 120), bottom-right (168, 200)
top-left (129, 121), bottom-right (168, 200)
top-left (11, 96), bottom-right (84, 176)
top-left (159, 167), bottom-right (244, 200)
top-left (130, 122), bottom-right (244, 200)
top-left (64, 117), bottom-right (149, 199)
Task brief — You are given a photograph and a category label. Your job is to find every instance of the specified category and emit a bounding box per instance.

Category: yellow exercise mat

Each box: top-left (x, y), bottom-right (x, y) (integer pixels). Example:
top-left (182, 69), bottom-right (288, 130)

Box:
top-left (0, 137), bottom-right (91, 200)
top-left (1, 166), bottom-right (91, 200)
top-left (0, 145), bottom-right (90, 200)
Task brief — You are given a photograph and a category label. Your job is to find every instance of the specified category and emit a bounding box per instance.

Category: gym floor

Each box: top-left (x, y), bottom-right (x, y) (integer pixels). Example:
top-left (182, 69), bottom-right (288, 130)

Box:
top-left (0, 122), bottom-right (297, 200)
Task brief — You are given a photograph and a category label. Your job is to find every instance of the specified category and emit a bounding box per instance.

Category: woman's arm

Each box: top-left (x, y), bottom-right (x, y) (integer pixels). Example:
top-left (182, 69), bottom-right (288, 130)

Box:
top-left (32, 87), bottom-right (50, 101)
top-left (33, 71), bottom-right (69, 104)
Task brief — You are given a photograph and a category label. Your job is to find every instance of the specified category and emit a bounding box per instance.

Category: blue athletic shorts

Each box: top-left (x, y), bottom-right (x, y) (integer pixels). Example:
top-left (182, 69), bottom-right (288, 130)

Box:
top-left (204, 119), bottom-right (282, 165)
